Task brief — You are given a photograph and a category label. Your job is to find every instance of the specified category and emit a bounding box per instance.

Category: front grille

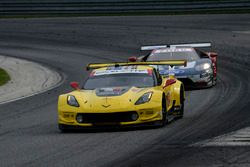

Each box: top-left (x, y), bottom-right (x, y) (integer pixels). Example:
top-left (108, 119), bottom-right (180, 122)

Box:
top-left (77, 111), bottom-right (138, 123)
top-left (178, 78), bottom-right (209, 88)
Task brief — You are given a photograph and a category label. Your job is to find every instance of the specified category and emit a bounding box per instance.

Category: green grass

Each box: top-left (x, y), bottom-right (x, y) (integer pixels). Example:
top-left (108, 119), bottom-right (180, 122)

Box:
top-left (0, 68), bottom-right (10, 86)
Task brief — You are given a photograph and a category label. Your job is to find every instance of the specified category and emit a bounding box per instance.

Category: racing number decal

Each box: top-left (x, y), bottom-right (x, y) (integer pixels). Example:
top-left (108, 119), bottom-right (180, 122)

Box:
top-left (122, 65), bottom-right (137, 70)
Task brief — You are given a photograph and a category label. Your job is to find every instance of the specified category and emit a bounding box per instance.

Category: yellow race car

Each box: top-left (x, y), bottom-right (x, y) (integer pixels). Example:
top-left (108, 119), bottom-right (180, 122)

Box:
top-left (57, 61), bottom-right (185, 131)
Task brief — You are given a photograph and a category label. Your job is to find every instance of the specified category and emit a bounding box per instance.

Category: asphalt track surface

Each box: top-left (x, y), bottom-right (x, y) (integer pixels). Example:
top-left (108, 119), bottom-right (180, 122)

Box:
top-left (0, 14), bottom-right (250, 167)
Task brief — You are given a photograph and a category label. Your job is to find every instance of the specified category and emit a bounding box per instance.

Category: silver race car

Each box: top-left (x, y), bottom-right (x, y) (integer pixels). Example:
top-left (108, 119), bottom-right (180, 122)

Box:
top-left (129, 43), bottom-right (217, 88)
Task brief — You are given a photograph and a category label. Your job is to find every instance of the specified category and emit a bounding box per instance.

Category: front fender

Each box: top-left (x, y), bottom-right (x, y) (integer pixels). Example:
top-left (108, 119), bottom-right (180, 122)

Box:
top-left (172, 80), bottom-right (185, 106)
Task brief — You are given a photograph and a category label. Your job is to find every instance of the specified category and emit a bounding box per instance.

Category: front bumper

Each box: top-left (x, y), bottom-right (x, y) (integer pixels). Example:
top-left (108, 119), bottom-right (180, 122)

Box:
top-left (58, 107), bottom-right (163, 128)
top-left (176, 71), bottom-right (213, 88)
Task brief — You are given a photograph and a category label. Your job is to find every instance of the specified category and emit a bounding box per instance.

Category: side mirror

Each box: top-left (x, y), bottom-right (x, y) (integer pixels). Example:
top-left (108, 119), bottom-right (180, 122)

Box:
top-left (163, 79), bottom-right (176, 88)
top-left (209, 52), bottom-right (218, 58)
top-left (128, 56), bottom-right (137, 62)
top-left (70, 82), bottom-right (80, 90)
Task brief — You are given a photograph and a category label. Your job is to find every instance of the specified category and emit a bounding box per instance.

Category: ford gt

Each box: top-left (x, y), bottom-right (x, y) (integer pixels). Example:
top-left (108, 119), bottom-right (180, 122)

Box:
top-left (129, 43), bottom-right (217, 88)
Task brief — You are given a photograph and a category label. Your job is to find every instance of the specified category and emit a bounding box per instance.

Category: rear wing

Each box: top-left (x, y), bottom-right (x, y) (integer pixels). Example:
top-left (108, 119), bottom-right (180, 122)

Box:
top-left (141, 42), bottom-right (211, 51)
top-left (86, 60), bottom-right (187, 70)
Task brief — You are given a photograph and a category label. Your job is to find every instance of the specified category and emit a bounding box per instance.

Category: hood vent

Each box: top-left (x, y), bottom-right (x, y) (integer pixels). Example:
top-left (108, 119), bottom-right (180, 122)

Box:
top-left (96, 87), bottom-right (130, 97)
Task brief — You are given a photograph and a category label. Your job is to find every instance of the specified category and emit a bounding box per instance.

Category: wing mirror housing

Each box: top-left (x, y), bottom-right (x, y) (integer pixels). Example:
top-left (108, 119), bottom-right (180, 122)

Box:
top-left (128, 56), bottom-right (137, 62)
top-left (163, 79), bottom-right (176, 88)
top-left (208, 52), bottom-right (218, 58)
top-left (70, 82), bottom-right (80, 90)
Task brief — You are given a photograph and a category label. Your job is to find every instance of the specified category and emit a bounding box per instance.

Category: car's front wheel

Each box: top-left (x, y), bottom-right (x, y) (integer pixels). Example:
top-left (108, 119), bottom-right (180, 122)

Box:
top-left (212, 76), bottom-right (217, 86)
top-left (154, 96), bottom-right (167, 127)
top-left (58, 124), bottom-right (70, 133)
top-left (176, 87), bottom-right (184, 119)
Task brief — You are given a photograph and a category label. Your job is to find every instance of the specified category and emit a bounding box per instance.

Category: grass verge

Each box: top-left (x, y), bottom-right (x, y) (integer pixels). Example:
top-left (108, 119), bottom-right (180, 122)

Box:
top-left (0, 68), bottom-right (10, 86)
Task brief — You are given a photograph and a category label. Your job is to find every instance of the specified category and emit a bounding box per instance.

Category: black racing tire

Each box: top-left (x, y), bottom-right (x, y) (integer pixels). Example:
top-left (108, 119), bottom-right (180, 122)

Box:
top-left (58, 124), bottom-right (70, 133)
top-left (212, 76), bottom-right (217, 86)
top-left (154, 96), bottom-right (167, 127)
top-left (176, 87), bottom-right (184, 119)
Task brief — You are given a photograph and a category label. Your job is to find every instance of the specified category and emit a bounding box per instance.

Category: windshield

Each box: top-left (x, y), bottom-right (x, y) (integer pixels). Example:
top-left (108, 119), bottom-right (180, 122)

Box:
top-left (84, 73), bottom-right (155, 90)
top-left (148, 49), bottom-right (199, 61)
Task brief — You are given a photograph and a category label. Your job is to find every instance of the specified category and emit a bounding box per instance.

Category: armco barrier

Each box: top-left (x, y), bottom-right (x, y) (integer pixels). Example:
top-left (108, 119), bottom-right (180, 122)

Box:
top-left (0, 0), bottom-right (250, 16)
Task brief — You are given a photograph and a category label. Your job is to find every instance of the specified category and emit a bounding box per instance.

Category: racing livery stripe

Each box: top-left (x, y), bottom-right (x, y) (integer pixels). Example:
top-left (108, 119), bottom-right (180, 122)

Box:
top-left (93, 69), bottom-right (148, 76)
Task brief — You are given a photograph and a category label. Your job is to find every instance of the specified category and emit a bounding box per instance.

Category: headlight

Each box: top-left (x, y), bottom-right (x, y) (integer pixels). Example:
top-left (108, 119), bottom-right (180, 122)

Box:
top-left (67, 95), bottom-right (79, 107)
top-left (135, 92), bottom-right (153, 105)
top-left (195, 63), bottom-right (211, 71)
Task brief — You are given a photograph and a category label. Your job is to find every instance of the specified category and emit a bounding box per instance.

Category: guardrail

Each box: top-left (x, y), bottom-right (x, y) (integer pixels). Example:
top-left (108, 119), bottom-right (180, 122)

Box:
top-left (1, 0), bottom-right (250, 16)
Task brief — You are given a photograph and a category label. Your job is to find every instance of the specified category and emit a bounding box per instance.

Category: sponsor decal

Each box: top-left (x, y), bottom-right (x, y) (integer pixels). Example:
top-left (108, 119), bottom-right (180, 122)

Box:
top-left (94, 69), bottom-right (149, 76)
top-left (96, 87), bottom-right (130, 96)
top-left (154, 48), bottom-right (193, 53)
top-left (160, 69), bottom-right (185, 75)
top-left (107, 66), bottom-right (122, 70)
top-left (106, 66), bottom-right (137, 70)
top-left (166, 92), bottom-right (171, 108)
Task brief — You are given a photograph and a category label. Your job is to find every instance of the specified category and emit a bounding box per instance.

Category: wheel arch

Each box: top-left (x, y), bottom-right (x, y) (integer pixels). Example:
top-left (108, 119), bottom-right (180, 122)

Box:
top-left (173, 80), bottom-right (184, 106)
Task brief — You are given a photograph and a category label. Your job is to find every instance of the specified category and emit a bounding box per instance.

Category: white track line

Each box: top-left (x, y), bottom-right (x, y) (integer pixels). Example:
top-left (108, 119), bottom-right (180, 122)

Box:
top-left (233, 31), bottom-right (250, 34)
top-left (192, 127), bottom-right (250, 147)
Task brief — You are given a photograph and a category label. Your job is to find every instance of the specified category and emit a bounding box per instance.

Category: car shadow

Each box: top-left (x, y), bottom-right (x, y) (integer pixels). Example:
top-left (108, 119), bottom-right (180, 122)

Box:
top-left (58, 125), bottom-right (164, 134)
